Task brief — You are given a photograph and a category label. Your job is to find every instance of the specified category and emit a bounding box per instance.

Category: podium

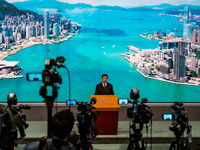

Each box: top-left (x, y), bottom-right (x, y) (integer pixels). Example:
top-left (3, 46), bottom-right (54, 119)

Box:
top-left (90, 95), bottom-right (120, 135)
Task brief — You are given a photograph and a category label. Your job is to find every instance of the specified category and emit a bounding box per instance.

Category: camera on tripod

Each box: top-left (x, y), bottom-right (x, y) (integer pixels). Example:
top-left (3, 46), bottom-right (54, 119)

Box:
top-left (164, 101), bottom-right (192, 150)
top-left (39, 57), bottom-right (66, 101)
top-left (126, 88), bottom-right (153, 150)
top-left (170, 102), bottom-right (188, 124)
top-left (127, 88), bottom-right (153, 124)
top-left (162, 102), bottom-right (189, 131)
top-left (67, 98), bottom-right (99, 150)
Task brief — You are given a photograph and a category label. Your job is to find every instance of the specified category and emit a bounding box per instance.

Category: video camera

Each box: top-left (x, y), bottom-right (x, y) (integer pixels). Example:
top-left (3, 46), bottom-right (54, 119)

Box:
top-left (163, 101), bottom-right (192, 135)
top-left (163, 102), bottom-right (192, 150)
top-left (0, 93), bottom-right (31, 149)
top-left (170, 102), bottom-right (188, 124)
top-left (162, 102), bottom-right (190, 132)
top-left (42, 58), bottom-right (63, 85)
top-left (126, 88), bottom-right (153, 150)
top-left (127, 88), bottom-right (153, 125)
top-left (67, 98), bottom-right (99, 150)
top-left (39, 57), bottom-right (66, 101)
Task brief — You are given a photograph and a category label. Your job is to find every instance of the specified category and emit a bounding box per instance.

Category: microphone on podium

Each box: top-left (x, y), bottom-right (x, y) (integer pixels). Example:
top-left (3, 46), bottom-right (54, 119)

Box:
top-left (90, 97), bottom-right (97, 105)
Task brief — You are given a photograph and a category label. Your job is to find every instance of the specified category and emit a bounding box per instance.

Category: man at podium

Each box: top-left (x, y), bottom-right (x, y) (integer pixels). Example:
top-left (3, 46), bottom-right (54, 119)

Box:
top-left (94, 74), bottom-right (114, 95)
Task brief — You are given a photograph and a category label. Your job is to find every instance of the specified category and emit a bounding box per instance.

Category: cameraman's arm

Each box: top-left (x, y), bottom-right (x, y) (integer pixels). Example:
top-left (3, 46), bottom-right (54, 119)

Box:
top-left (14, 114), bottom-right (26, 139)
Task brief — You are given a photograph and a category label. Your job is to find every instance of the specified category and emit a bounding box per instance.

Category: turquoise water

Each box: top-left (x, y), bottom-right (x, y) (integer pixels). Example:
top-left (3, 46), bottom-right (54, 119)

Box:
top-left (1, 9), bottom-right (200, 102)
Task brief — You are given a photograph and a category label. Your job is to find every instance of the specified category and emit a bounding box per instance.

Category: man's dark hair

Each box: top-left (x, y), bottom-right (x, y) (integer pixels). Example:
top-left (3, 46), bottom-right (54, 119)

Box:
top-left (101, 74), bottom-right (108, 78)
top-left (52, 109), bottom-right (75, 139)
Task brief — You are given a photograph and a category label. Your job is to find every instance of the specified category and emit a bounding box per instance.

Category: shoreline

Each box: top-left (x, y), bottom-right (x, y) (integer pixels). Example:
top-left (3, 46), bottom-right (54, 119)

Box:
top-left (137, 69), bottom-right (199, 87)
top-left (121, 53), bottom-right (200, 87)
top-left (0, 34), bottom-right (75, 79)
top-left (0, 34), bottom-right (75, 61)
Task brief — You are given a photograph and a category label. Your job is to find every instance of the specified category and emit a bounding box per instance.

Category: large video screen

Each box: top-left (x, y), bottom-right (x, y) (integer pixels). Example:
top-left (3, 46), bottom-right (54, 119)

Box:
top-left (0, 0), bottom-right (200, 102)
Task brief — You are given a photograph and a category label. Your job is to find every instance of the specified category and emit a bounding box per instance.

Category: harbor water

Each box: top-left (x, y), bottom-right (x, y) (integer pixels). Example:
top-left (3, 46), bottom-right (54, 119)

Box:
top-left (1, 9), bottom-right (200, 102)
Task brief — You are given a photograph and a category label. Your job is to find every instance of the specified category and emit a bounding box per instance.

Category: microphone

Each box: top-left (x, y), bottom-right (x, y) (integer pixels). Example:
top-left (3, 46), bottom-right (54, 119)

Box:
top-left (90, 97), bottom-right (97, 105)
top-left (55, 56), bottom-right (66, 68)
top-left (56, 56), bottom-right (65, 63)
top-left (55, 61), bottom-right (66, 68)
top-left (19, 104), bottom-right (32, 110)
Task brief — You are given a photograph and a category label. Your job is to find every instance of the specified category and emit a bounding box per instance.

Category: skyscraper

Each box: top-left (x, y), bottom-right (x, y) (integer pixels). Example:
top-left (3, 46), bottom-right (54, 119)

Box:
top-left (26, 26), bottom-right (30, 39)
top-left (44, 10), bottom-right (49, 39)
top-left (173, 42), bottom-right (187, 80)
top-left (53, 23), bottom-right (59, 36)
top-left (5, 37), bottom-right (10, 47)
top-left (191, 57), bottom-right (197, 71)
top-left (41, 27), bottom-right (44, 36)
top-left (185, 23), bottom-right (192, 41)
top-left (183, 7), bottom-right (189, 39)
top-left (30, 25), bottom-right (35, 37)
top-left (0, 33), bottom-right (3, 44)
top-left (35, 25), bottom-right (38, 38)
top-left (192, 26), bottom-right (200, 44)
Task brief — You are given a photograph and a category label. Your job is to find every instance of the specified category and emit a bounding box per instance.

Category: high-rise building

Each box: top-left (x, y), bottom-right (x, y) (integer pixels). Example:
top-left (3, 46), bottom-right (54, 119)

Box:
top-left (53, 13), bottom-right (60, 23)
top-left (26, 26), bottom-right (31, 39)
top-left (17, 33), bottom-right (22, 40)
top-left (35, 25), bottom-right (38, 38)
top-left (30, 25), bottom-right (35, 37)
top-left (22, 15), bottom-right (26, 23)
top-left (191, 57), bottom-right (197, 71)
top-left (5, 37), bottom-right (10, 47)
top-left (158, 40), bottom-right (191, 62)
top-left (186, 24), bottom-right (192, 41)
top-left (2, 26), bottom-right (8, 37)
top-left (192, 26), bottom-right (200, 44)
top-left (183, 7), bottom-right (189, 39)
top-left (44, 10), bottom-right (49, 39)
top-left (0, 33), bottom-right (3, 43)
top-left (53, 23), bottom-right (59, 36)
top-left (173, 42), bottom-right (187, 80)
top-left (13, 32), bottom-right (17, 41)
top-left (41, 27), bottom-right (44, 36)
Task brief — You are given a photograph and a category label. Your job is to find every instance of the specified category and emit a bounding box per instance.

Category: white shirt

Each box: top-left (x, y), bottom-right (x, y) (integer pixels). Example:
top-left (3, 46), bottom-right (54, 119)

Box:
top-left (102, 82), bottom-right (107, 87)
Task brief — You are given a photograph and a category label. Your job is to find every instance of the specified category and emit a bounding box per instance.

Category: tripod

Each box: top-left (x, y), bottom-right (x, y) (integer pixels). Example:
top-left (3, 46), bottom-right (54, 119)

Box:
top-left (127, 123), bottom-right (146, 150)
top-left (169, 128), bottom-right (184, 150)
top-left (45, 97), bottom-right (55, 137)
top-left (127, 100), bottom-right (146, 150)
top-left (76, 126), bottom-right (93, 150)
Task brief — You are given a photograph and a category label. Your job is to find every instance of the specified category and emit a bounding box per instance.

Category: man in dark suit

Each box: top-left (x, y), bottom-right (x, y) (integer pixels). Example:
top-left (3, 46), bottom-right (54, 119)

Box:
top-left (94, 74), bottom-right (114, 95)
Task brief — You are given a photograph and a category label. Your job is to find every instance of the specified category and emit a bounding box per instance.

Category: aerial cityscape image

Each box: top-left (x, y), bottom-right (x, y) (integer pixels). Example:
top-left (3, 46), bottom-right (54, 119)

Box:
top-left (0, 0), bottom-right (200, 102)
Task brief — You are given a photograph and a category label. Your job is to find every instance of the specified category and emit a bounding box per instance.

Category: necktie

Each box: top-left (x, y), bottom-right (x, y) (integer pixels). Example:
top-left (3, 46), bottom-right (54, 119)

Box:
top-left (104, 83), bottom-right (106, 89)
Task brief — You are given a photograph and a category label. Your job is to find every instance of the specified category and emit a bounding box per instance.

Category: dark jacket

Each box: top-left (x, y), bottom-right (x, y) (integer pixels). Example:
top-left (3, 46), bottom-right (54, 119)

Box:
top-left (94, 82), bottom-right (114, 95)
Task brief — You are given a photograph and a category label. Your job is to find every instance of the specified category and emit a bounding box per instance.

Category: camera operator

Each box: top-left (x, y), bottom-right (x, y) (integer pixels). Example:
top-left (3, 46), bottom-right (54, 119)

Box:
top-left (0, 93), bottom-right (28, 150)
top-left (23, 109), bottom-right (75, 150)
